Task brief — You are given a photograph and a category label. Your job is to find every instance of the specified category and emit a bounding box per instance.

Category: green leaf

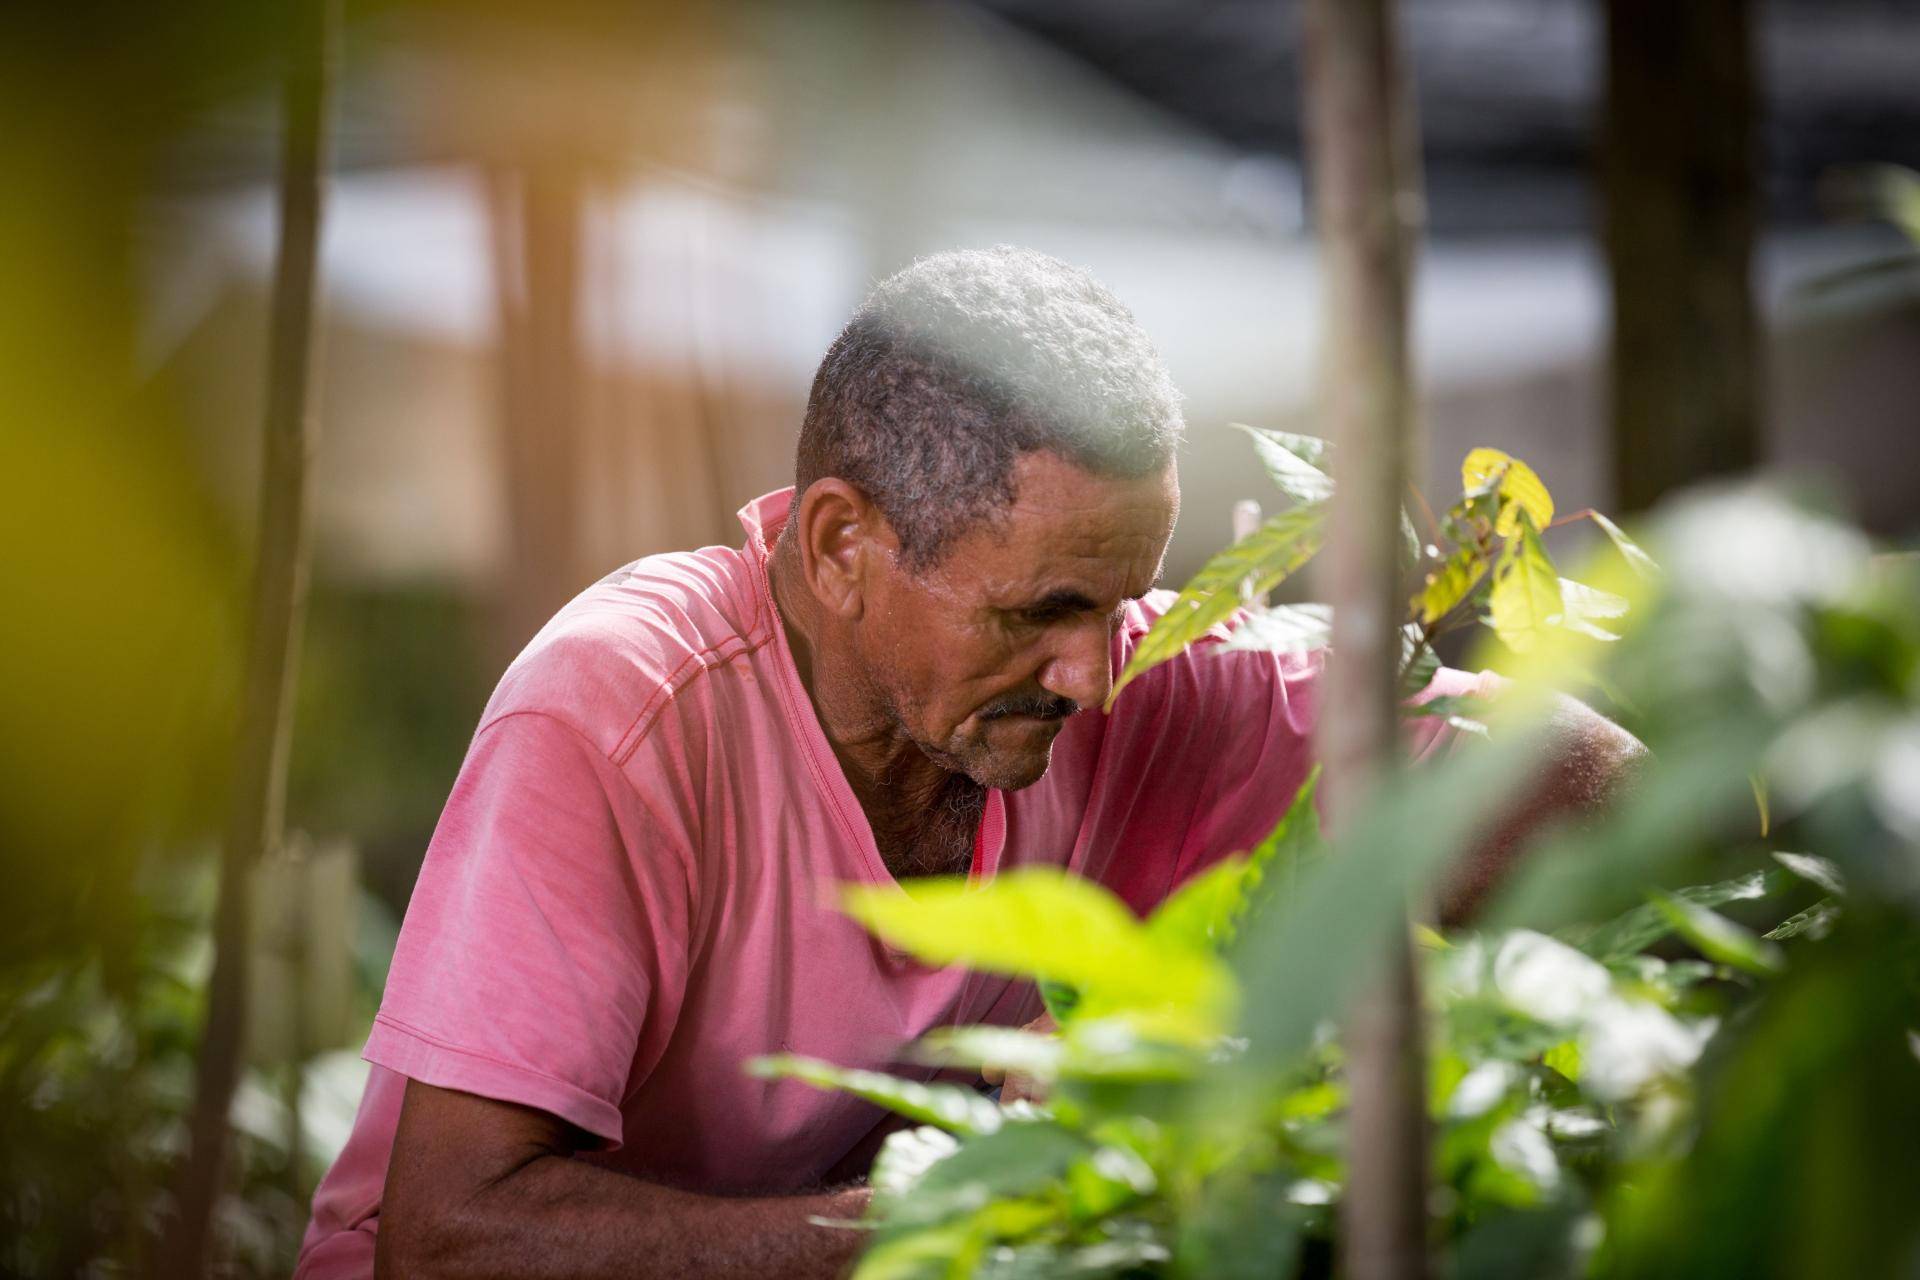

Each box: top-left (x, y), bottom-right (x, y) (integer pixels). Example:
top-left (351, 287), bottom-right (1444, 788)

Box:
top-left (1648, 890), bottom-right (1787, 977)
top-left (1462, 447), bottom-right (1555, 537)
top-left (1038, 980), bottom-right (1080, 1025)
top-left (1109, 503), bottom-right (1327, 707)
top-left (840, 870), bottom-right (1237, 1042)
top-left (870, 1125), bottom-right (962, 1202)
top-left (1554, 578), bottom-right (1630, 641)
top-left (746, 1055), bottom-right (1008, 1135)
top-left (1542, 1040), bottom-right (1581, 1083)
top-left (1772, 850), bottom-right (1845, 897)
top-left (912, 1123), bottom-right (1090, 1207)
top-left (1419, 548), bottom-right (1490, 625)
top-left (1488, 514), bottom-right (1563, 654)
top-left (1147, 856), bottom-right (1260, 953)
top-left (1763, 898), bottom-right (1840, 943)
top-left (1585, 510), bottom-right (1660, 580)
top-left (1242, 766), bottom-right (1324, 912)
top-left (1226, 730), bottom-right (1545, 1079)
top-left (1217, 602), bottom-right (1332, 656)
top-left (1231, 424), bottom-right (1334, 505)
top-left (1568, 870), bottom-right (1786, 962)
top-left (1399, 628), bottom-right (1441, 696)
top-left (912, 1027), bottom-right (1066, 1083)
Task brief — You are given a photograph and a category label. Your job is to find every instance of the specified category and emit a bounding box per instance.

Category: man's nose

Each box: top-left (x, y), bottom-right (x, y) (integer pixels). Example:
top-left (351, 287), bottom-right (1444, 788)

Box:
top-left (1038, 615), bottom-right (1114, 711)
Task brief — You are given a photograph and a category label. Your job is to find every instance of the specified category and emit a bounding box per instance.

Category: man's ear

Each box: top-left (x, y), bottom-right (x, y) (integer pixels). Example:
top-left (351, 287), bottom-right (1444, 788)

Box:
top-left (792, 479), bottom-right (893, 621)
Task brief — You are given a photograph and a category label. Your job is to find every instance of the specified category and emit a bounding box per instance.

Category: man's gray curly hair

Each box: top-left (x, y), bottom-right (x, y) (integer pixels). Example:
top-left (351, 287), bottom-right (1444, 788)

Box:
top-left (795, 246), bottom-right (1184, 569)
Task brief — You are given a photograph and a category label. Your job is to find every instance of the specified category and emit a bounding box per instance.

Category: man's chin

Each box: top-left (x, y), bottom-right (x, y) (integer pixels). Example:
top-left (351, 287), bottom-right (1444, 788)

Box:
top-left (961, 741), bottom-right (1057, 791)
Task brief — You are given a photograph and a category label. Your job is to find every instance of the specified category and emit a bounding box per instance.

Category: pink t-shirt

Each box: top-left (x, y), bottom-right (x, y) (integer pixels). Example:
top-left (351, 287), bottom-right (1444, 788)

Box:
top-left (297, 488), bottom-right (1466, 1277)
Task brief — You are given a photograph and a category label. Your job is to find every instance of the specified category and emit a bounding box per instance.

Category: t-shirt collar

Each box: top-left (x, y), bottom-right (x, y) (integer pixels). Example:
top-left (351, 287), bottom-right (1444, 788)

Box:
top-left (738, 487), bottom-right (796, 564)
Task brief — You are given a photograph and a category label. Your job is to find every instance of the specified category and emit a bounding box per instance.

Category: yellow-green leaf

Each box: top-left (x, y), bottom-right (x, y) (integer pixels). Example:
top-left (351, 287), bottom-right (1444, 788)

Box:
top-left (841, 869), bottom-right (1236, 1042)
top-left (1489, 515), bottom-right (1563, 654)
top-left (1462, 446), bottom-right (1554, 538)
top-left (1108, 502), bottom-right (1326, 707)
top-left (1419, 549), bottom-right (1489, 624)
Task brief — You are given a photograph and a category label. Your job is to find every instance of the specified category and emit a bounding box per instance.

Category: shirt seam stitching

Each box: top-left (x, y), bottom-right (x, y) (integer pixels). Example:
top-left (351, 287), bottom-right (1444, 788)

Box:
top-left (371, 1012), bottom-right (621, 1124)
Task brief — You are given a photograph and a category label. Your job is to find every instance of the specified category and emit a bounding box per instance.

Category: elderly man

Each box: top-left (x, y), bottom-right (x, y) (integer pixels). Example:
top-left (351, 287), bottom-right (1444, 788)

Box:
top-left (297, 247), bottom-right (1638, 1279)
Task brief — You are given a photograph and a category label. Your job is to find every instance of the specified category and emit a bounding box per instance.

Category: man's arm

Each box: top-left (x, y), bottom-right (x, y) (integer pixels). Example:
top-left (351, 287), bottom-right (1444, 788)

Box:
top-left (376, 1080), bottom-right (870, 1280)
top-left (1435, 687), bottom-right (1648, 926)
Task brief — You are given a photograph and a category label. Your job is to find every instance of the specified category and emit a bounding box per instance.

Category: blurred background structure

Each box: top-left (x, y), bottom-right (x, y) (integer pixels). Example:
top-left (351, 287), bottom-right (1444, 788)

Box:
top-left (3, 0), bottom-right (1918, 1273)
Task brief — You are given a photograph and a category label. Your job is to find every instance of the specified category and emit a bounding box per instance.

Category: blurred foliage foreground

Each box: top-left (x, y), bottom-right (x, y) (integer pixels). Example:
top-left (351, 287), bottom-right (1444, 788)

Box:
top-left (758, 438), bottom-right (1920, 1280)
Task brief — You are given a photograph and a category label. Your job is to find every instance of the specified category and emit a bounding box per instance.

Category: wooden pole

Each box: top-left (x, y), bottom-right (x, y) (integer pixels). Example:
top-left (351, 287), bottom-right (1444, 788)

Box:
top-left (1603, 0), bottom-right (1759, 512)
top-left (160, 1), bottom-right (336, 1273)
top-left (1300, 0), bottom-right (1430, 1277)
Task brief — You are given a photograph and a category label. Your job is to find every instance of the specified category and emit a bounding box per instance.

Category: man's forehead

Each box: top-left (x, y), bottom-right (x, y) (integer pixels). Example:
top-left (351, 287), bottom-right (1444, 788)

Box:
top-left (960, 459), bottom-right (1178, 597)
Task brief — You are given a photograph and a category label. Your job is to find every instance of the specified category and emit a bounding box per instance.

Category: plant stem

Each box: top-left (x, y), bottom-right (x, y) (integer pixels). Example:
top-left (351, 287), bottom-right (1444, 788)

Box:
top-left (1300, 0), bottom-right (1432, 1276)
top-left (159, 1), bottom-right (336, 1273)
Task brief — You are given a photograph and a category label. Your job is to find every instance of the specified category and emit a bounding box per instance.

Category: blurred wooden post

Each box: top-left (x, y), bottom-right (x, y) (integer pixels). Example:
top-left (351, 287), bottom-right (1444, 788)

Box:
top-left (487, 159), bottom-right (590, 662)
top-left (1603, 0), bottom-right (1759, 512)
top-left (1300, 0), bottom-right (1430, 1277)
top-left (162, 0), bottom-right (337, 1274)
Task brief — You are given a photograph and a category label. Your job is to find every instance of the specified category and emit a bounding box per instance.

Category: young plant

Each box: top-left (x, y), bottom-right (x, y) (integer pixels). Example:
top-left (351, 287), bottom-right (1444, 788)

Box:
top-left (751, 434), bottom-right (1920, 1278)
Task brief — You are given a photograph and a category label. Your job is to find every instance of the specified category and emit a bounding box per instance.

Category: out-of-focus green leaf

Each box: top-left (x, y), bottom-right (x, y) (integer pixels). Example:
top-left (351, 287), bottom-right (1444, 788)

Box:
top-left (1039, 980), bottom-right (1079, 1025)
top-left (1462, 447), bottom-right (1555, 537)
top-left (1554, 578), bottom-right (1629, 642)
top-left (1586, 510), bottom-right (1660, 581)
top-left (1490, 516), bottom-right (1564, 654)
top-left (1601, 936), bottom-right (1920, 1278)
top-left (1174, 1171), bottom-right (1304, 1280)
top-left (1231, 424), bottom-right (1334, 505)
top-left (746, 1055), bottom-right (1007, 1135)
top-left (1648, 891), bottom-right (1787, 977)
top-left (841, 870), bottom-right (1236, 1042)
top-left (1147, 856), bottom-right (1258, 953)
top-left (1489, 931), bottom-right (1613, 1028)
top-left (1566, 870), bottom-right (1787, 962)
top-left (870, 1125), bottom-right (961, 1202)
top-left (1108, 503), bottom-right (1327, 707)
top-left (1242, 767), bottom-right (1323, 914)
top-left (910, 1123), bottom-right (1089, 1209)
top-left (1763, 899), bottom-right (1840, 943)
top-left (1489, 720), bottom-right (1773, 936)
top-left (913, 1027), bottom-right (1066, 1084)
top-left (1772, 851), bottom-right (1845, 897)
top-left (1217, 603), bottom-right (1332, 656)
top-left (1542, 1040), bottom-right (1581, 1083)
top-left (1226, 730), bottom-right (1541, 1079)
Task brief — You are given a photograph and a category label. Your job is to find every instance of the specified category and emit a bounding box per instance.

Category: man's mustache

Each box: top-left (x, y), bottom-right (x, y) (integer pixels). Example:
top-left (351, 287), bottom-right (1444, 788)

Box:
top-left (979, 692), bottom-right (1081, 721)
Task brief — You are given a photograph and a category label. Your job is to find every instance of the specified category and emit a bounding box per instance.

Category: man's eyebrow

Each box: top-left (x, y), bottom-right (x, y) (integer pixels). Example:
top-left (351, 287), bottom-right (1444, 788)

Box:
top-left (1022, 588), bottom-right (1102, 613)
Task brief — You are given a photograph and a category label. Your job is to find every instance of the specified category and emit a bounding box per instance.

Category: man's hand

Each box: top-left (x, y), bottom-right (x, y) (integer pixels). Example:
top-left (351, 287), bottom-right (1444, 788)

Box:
top-left (981, 1013), bottom-right (1057, 1106)
top-left (377, 1080), bottom-right (869, 1280)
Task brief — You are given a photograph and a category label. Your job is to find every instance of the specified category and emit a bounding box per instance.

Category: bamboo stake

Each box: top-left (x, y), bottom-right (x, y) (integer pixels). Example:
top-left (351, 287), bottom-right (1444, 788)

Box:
top-left (160, 1), bottom-right (336, 1273)
top-left (1299, 0), bottom-right (1430, 1276)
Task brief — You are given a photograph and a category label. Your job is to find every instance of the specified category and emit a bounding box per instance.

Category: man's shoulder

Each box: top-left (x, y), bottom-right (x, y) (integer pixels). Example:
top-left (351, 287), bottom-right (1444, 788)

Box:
top-left (481, 544), bottom-right (774, 762)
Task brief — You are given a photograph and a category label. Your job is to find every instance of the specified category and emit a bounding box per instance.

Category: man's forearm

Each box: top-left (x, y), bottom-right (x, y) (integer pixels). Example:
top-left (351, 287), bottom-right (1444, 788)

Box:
top-left (377, 1148), bottom-right (870, 1280)
top-left (1437, 691), bottom-right (1647, 925)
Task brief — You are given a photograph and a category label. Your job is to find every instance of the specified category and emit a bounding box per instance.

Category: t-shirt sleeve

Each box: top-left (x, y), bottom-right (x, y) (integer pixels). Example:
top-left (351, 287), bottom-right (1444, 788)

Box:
top-left (365, 711), bottom-right (692, 1149)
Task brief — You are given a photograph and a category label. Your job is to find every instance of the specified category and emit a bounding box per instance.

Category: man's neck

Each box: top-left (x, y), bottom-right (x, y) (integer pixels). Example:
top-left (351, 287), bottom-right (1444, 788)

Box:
top-left (768, 531), bottom-right (982, 878)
